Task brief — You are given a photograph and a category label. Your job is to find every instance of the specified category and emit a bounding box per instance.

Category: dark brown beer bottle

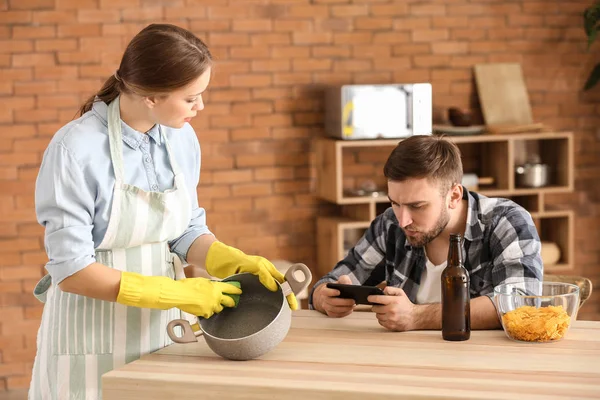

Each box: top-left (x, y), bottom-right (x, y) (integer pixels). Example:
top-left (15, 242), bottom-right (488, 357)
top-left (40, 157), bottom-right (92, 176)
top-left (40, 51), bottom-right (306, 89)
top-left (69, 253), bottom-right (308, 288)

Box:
top-left (441, 233), bottom-right (471, 341)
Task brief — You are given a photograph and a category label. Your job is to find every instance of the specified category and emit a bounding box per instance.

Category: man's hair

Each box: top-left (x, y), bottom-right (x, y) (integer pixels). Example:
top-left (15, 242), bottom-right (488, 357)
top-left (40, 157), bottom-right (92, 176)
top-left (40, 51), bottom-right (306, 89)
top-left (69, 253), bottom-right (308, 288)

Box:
top-left (383, 135), bottom-right (463, 194)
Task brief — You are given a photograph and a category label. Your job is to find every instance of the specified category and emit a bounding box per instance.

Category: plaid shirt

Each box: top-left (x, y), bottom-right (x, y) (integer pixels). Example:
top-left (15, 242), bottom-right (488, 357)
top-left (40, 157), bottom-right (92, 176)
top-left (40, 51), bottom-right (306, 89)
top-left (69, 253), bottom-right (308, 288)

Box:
top-left (309, 189), bottom-right (543, 307)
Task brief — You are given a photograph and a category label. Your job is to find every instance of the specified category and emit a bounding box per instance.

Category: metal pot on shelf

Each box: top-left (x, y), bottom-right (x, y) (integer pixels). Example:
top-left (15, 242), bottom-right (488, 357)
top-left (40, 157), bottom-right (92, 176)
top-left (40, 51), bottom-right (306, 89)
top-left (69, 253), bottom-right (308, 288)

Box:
top-left (515, 155), bottom-right (550, 188)
top-left (515, 163), bottom-right (549, 188)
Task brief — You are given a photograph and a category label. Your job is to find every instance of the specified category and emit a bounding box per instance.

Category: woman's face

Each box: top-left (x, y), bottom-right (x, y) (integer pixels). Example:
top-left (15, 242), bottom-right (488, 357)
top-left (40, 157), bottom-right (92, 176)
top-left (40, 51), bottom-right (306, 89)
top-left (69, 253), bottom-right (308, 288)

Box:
top-left (148, 66), bottom-right (211, 129)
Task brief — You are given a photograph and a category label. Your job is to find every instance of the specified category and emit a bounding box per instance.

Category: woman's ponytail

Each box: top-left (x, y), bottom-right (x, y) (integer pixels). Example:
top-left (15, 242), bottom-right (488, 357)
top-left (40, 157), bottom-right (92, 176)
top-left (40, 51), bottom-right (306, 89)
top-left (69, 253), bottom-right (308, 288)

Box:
top-left (78, 73), bottom-right (121, 116)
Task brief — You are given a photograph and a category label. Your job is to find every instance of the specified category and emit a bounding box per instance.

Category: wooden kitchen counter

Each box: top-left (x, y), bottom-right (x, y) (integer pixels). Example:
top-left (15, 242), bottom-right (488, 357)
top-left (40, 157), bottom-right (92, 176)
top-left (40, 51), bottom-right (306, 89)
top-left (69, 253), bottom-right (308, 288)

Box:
top-left (103, 310), bottom-right (600, 399)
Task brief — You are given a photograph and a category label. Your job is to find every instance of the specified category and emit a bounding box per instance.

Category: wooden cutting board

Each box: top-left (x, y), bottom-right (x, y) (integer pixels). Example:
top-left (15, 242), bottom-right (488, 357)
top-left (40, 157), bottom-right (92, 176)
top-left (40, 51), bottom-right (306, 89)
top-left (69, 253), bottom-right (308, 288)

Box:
top-left (474, 63), bottom-right (533, 126)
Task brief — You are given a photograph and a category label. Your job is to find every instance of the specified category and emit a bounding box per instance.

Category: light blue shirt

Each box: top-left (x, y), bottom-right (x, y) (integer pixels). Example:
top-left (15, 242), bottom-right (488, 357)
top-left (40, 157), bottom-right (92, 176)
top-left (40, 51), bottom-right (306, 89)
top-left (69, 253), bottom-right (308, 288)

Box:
top-left (36, 100), bottom-right (212, 284)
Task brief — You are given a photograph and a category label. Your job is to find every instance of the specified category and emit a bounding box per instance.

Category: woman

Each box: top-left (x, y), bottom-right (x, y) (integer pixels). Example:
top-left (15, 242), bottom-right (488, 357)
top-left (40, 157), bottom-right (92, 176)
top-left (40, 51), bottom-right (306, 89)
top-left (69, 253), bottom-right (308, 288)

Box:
top-left (29, 23), bottom-right (297, 400)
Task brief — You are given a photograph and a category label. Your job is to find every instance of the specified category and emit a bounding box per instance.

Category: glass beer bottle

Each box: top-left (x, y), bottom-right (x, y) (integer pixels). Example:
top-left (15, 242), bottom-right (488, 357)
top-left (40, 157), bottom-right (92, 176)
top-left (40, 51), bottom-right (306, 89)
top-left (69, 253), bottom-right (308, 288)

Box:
top-left (441, 233), bottom-right (471, 341)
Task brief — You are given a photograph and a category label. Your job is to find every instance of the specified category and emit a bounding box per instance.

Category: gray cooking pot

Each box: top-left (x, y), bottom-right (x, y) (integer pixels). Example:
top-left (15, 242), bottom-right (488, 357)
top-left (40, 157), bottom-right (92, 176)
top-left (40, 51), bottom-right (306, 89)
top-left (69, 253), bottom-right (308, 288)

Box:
top-left (166, 263), bottom-right (311, 361)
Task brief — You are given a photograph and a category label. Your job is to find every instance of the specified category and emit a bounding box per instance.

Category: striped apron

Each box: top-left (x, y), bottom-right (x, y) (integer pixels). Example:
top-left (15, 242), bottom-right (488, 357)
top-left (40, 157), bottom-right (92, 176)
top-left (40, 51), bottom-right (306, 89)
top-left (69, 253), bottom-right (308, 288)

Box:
top-left (29, 96), bottom-right (192, 400)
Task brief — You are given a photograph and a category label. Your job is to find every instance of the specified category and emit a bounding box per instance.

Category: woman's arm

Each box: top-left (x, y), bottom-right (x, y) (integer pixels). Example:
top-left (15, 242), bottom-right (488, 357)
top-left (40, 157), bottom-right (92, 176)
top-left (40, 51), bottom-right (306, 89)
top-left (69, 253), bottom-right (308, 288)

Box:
top-left (59, 262), bottom-right (121, 301)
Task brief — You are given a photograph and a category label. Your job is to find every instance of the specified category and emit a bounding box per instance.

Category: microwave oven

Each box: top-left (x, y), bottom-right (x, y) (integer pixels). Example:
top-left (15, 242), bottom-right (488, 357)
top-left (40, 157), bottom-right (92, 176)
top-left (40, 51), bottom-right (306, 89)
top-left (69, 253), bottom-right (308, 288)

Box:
top-left (324, 83), bottom-right (432, 140)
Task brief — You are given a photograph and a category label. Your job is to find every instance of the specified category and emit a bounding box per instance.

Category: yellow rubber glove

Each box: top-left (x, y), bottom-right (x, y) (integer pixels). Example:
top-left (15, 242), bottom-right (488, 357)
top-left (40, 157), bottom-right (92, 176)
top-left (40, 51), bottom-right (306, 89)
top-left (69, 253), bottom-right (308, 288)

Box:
top-left (205, 241), bottom-right (298, 310)
top-left (116, 271), bottom-right (242, 319)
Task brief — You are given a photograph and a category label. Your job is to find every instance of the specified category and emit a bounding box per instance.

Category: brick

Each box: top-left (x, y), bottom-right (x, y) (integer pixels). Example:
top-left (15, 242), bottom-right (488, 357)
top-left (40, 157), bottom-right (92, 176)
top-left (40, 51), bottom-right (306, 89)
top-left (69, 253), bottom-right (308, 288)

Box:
top-left (433, 16), bottom-right (468, 28)
top-left (432, 41), bottom-right (468, 55)
top-left (0, 239), bottom-right (39, 252)
top-left (209, 89), bottom-right (251, 102)
top-left (12, 25), bottom-right (55, 39)
top-left (231, 102), bottom-right (273, 115)
top-left (452, 28), bottom-right (486, 40)
top-left (0, 168), bottom-right (18, 180)
top-left (17, 223), bottom-right (43, 237)
top-left (333, 32), bottom-right (371, 44)
top-left (35, 38), bottom-right (77, 52)
top-left (271, 46), bottom-right (310, 58)
top-left (509, 15), bottom-right (545, 27)
top-left (412, 29), bottom-right (449, 42)
top-left (56, 0), bottom-right (98, 8)
top-left (293, 32), bottom-right (332, 45)
top-left (313, 71), bottom-right (352, 84)
top-left (14, 81), bottom-right (56, 95)
top-left (7, 373), bottom-right (33, 389)
top-left (253, 114), bottom-right (292, 127)
top-left (99, 0), bottom-right (140, 7)
top-left (413, 55), bottom-right (451, 68)
top-left (254, 167), bottom-right (294, 181)
top-left (312, 46), bottom-right (351, 58)
top-left (0, 40), bottom-right (34, 54)
top-left (101, 22), bottom-right (145, 36)
top-left (373, 32), bottom-right (410, 44)
top-left (231, 183), bottom-right (272, 197)
top-left (58, 23), bottom-right (101, 37)
top-left (488, 28), bottom-right (524, 40)
top-left (0, 308), bottom-right (24, 323)
top-left (352, 44), bottom-right (390, 59)
top-left (251, 33), bottom-right (290, 45)
top-left (209, 33), bottom-right (249, 46)
top-left (230, 46), bottom-right (270, 59)
top-left (470, 41), bottom-right (508, 53)
top-left (197, 185), bottom-right (230, 200)
top-left (122, 6), bottom-right (163, 21)
top-left (274, 180), bottom-right (309, 194)
top-left (392, 43), bottom-right (429, 56)
top-left (17, 167), bottom-right (40, 181)
top-left (24, 306), bottom-right (43, 320)
top-left (331, 5), bottom-right (367, 17)
top-left (251, 59), bottom-right (290, 72)
top-left (80, 37), bottom-right (122, 52)
top-left (286, 5), bottom-right (329, 18)
top-left (273, 19), bottom-right (312, 32)
top-left (251, 87), bottom-right (293, 100)
top-left (78, 9), bottom-right (120, 22)
top-left (4, 124), bottom-right (36, 139)
top-left (447, 4), bottom-right (487, 15)
top-left (0, 11), bottom-right (32, 23)
top-left (355, 17), bottom-right (392, 30)
top-left (273, 73), bottom-right (312, 85)
top-left (230, 74), bottom-right (272, 88)
top-left (14, 109), bottom-right (57, 123)
top-left (293, 59), bottom-right (331, 71)
top-left (35, 65), bottom-right (79, 80)
top-left (9, 0), bottom-right (54, 11)
top-left (317, 18), bottom-right (351, 32)
top-left (190, 20), bottom-right (230, 32)
top-left (334, 59), bottom-right (371, 72)
top-left (213, 198), bottom-right (253, 212)
top-left (371, 4), bottom-right (408, 16)
top-left (471, 16), bottom-right (506, 28)
top-left (233, 19), bottom-right (272, 32)
top-left (0, 96), bottom-right (35, 111)
top-left (230, 127), bottom-right (270, 141)
top-left (254, 195), bottom-right (295, 210)
top-left (32, 10), bottom-right (77, 23)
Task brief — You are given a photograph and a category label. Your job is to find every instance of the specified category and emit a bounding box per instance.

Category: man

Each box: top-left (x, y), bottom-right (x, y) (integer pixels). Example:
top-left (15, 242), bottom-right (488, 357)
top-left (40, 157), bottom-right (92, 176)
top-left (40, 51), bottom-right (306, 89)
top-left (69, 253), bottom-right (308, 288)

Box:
top-left (309, 135), bottom-right (543, 331)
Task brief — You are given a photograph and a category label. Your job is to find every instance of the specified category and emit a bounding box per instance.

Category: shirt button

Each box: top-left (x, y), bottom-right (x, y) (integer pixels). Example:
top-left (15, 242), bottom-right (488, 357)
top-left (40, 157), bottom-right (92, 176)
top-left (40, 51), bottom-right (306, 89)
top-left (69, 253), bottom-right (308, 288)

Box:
top-left (152, 184), bottom-right (158, 191)
top-left (145, 156), bottom-right (151, 163)
top-left (143, 135), bottom-right (149, 142)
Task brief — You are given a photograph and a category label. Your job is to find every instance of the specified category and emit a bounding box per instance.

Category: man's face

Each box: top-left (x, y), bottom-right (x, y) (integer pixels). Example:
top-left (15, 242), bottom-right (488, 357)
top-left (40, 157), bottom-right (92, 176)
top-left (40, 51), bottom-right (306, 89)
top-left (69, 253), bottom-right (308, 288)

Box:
top-left (387, 178), bottom-right (450, 247)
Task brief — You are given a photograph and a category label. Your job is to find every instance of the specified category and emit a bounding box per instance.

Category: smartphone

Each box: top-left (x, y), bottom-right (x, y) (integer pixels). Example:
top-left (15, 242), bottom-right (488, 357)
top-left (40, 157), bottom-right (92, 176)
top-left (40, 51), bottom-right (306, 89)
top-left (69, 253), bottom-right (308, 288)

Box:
top-left (326, 283), bottom-right (385, 305)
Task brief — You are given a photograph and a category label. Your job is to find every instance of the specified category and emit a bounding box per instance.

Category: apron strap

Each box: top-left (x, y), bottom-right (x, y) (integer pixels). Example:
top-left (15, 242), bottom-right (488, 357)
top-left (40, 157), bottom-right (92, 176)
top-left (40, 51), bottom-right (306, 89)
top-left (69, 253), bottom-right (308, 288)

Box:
top-left (160, 126), bottom-right (183, 177)
top-left (107, 96), bottom-right (125, 184)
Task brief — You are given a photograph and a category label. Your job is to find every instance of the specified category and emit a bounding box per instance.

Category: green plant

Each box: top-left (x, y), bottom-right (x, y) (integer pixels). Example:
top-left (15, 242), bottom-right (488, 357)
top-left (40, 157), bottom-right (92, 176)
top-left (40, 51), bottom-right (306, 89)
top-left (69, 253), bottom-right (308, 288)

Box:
top-left (583, 1), bottom-right (600, 90)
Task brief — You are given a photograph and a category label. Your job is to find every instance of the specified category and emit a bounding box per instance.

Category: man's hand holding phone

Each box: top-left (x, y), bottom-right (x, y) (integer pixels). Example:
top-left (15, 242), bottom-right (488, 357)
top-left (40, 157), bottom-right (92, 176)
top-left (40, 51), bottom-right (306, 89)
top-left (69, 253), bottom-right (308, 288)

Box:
top-left (313, 275), bottom-right (356, 318)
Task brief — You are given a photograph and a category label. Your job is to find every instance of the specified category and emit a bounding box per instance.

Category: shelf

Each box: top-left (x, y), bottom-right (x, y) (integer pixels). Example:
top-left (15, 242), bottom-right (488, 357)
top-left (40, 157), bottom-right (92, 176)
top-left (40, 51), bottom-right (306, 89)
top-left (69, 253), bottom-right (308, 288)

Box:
top-left (315, 131), bottom-right (575, 276)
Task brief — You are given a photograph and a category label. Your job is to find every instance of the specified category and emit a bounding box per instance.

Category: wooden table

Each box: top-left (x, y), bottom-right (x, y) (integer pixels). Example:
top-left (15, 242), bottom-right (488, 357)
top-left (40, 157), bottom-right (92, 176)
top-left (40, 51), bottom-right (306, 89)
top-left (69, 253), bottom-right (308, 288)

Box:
top-left (103, 310), bottom-right (600, 399)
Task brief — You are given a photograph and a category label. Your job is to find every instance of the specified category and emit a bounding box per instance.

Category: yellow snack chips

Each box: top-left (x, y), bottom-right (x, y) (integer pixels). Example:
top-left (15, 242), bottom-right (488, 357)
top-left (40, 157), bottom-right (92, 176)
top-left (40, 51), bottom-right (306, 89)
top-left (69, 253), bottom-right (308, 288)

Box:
top-left (501, 305), bottom-right (571, 342)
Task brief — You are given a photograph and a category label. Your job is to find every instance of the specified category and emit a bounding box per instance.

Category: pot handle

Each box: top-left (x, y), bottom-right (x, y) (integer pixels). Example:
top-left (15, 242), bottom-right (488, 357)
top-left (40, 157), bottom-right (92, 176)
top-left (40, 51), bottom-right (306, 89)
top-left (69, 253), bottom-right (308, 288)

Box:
top-left (166, 319), bottom-right (204, 344)
top-left (281, 263), bottom-right (312, 297)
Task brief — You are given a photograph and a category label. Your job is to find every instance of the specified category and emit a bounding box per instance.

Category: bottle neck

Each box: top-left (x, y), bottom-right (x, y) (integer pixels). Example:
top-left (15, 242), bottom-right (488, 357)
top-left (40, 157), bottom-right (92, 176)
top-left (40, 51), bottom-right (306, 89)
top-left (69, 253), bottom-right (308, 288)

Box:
top-left (447, 240), bottom-right (463, 266)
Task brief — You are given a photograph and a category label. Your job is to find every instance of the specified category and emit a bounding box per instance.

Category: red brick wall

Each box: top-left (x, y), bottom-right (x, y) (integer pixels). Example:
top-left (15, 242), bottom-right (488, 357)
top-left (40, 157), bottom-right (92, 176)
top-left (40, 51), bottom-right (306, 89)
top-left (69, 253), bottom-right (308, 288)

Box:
top-left (1, 0), bottom-right (599, 391)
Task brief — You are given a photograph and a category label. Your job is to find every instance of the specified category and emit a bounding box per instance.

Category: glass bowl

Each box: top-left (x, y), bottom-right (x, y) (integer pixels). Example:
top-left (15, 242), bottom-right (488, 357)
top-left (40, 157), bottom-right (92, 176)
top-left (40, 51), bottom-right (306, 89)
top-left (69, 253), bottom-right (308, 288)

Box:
top-left (493, 282), bottom-right (580, 343)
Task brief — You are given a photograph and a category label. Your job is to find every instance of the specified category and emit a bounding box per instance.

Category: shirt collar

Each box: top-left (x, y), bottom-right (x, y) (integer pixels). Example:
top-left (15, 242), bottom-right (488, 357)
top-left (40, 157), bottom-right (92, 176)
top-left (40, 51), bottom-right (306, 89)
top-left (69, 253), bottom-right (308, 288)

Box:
top-left (402, 185), bottom-right (485, 250)
top-left (91, 99), bottom-right (163, 149)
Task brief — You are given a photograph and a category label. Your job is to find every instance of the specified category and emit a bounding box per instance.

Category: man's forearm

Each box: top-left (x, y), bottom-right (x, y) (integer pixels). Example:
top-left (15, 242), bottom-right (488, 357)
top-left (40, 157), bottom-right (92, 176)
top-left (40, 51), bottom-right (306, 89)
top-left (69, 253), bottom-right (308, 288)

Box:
top-left (412, 296), bottom-right (500, 330)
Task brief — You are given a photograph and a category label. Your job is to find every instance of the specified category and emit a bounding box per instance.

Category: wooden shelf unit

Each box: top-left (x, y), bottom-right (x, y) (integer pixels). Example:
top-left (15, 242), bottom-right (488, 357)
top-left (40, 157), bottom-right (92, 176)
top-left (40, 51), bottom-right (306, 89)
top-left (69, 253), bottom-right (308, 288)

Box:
top-left (315, 132), bottom-right (575, 277)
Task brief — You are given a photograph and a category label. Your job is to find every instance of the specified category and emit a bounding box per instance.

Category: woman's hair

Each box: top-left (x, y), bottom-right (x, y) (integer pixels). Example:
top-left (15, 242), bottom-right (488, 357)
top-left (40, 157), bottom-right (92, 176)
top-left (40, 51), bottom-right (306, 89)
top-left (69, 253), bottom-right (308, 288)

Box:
top-left (383, 135), bottom-right (463, 195)
top-left (79, 23), bottom-right (212, 116)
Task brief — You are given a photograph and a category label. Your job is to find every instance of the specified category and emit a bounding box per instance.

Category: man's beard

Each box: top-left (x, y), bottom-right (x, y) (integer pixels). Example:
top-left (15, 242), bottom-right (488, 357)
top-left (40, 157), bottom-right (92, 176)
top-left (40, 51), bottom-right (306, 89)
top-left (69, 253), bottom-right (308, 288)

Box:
top-left (404, 206), bottom-right (450, 248)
